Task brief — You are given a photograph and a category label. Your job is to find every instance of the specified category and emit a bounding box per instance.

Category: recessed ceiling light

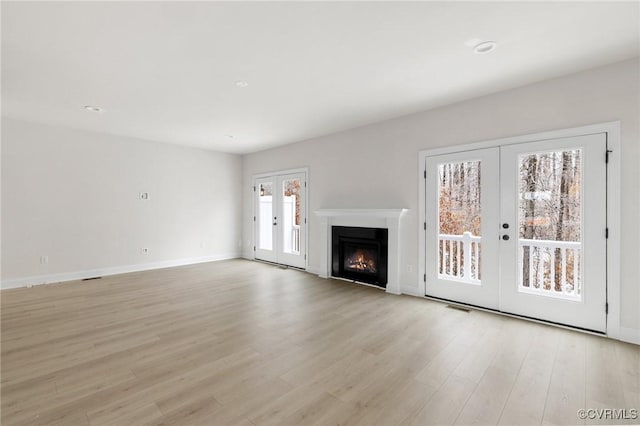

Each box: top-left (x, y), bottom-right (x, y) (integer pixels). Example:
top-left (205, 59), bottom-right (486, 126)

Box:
top-left (84, 105), bottom-right (104, 113)
top-left (235, 81), bottom-right (249, 88)
top-left (473, 41), bottom-right (497, 54)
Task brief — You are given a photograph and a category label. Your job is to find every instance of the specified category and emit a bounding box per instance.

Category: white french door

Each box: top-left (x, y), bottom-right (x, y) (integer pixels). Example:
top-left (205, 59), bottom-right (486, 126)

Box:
top-left (425, 148), bottom-right (500, 309)
top-left (425, 133), bottom-right (607, 332)
top-left (500, 134), bottom-right (606, 331)
top-left (255, 171), bottom-right (307, 269)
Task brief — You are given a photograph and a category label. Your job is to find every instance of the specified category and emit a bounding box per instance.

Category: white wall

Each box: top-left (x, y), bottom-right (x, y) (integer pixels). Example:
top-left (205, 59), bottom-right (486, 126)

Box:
top-left (243, 59), bottom-right (640, 335)
top-left (1, 118), bottom-right (243, 287)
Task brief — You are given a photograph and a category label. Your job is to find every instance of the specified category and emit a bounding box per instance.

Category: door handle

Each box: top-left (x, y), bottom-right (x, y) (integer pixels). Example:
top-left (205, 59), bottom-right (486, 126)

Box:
top-left (502, 235), bottom-right (510, 241)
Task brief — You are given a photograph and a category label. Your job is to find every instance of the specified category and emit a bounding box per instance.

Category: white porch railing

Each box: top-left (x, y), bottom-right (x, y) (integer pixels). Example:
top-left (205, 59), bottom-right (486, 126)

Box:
top-left (292, 224), bottom-right (300, 254)
top-left (438, 232), bottom-right (481, 284)
top-left (519, 238), bottom-right (581, 299)
top-left (438, 233), bottom-right (581, 299)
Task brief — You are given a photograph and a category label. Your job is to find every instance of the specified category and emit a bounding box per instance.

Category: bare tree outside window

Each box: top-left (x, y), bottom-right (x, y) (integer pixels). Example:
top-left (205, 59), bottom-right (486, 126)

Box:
top-left (437, 150), bottom-right (582, 298)
top-left (518, 149), bottom-right (582, 297)
top-left (438, 160), bottom-right (482, 283)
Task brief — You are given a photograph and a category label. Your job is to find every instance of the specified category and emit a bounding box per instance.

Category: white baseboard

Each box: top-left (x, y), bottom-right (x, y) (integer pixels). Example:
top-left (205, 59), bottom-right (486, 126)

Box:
top-left (616, 326), bottom-right (640, 345)
top-left (239, 256), bottom-right (318, 276)
top-left (1, 253), bottom-right (241, 290)
top-left (401, 285), bottom-right (422, 297)
top-left (306, 264), bottom-right (321, 276)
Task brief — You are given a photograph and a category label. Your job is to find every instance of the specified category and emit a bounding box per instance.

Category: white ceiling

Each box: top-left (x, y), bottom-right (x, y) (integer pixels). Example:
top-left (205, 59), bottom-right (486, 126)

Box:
top-left (2, 1), bottom-right (639, 154)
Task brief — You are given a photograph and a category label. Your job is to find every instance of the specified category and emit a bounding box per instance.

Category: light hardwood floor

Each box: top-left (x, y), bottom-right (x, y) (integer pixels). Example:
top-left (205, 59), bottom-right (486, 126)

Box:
top-left (1, 259), bottom-right (638, 425)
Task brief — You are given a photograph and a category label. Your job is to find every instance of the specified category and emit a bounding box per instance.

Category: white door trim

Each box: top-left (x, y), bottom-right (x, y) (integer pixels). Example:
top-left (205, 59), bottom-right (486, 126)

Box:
top-left (253, 167), bottom-right (309, 179)
top-left (252, 167), bottom-right (309, 269)
top-left (418, 122), bottom-right (622, 340)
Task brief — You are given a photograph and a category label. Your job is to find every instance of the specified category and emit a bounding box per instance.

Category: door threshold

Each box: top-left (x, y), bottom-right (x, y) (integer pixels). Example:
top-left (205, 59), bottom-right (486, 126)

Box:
top-left (423, 295), bottom-right (606, 336)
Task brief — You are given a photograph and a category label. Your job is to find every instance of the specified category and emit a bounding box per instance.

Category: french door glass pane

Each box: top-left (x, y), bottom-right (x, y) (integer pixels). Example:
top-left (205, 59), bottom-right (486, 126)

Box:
top-left (518, 149), bottom-right (582, 300)
top-left (437, 160), bottom-right (482, 284)
top-left (258, 182), bottom-right (273, 250)
top-left (282, 178), bottom-right (301, 254)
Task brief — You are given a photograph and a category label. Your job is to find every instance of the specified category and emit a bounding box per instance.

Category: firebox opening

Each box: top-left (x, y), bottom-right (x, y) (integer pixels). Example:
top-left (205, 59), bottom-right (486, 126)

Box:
top-left (332, 226), bottom-right (388, 287)
top-left (344, 246), bottom-right (378, 275)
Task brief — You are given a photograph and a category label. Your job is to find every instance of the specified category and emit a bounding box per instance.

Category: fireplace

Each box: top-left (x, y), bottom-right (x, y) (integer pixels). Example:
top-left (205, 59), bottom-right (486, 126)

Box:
top-left (316, 209), bottom-right (407, 294)
top-left (332, 226), bottom-right (388, 287)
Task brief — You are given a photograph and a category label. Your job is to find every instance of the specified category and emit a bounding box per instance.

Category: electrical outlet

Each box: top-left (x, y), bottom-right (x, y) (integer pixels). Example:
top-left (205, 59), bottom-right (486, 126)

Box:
top-left (139, 192), bottom-right (149, 200)
top-left (407, 264), bottom-right (413, 273)
top-left (40, 255), bottom-right (48, 265)
top-left (140, 248), bottom-right (149, 255)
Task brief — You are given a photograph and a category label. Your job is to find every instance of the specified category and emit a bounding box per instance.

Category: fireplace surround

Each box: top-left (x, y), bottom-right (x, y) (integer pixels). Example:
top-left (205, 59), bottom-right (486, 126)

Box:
top-left (315, 209), bottom-right (408, 294)
top-left (332, 226), bottom-right (388, 287)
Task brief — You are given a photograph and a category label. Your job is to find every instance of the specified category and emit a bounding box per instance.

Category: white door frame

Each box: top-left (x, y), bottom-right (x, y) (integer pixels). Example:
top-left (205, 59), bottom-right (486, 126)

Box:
top-left (418, 122), bottom-right (621, 339)
top-left (252, 167), bottom-right (309, 269)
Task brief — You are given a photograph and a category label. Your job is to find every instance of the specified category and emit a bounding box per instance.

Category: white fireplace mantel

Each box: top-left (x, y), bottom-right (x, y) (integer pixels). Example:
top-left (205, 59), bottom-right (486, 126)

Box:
top-left (315, 208), bottom-right (408, 295)
top-left (315, 209), bottom-right (408, 219)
